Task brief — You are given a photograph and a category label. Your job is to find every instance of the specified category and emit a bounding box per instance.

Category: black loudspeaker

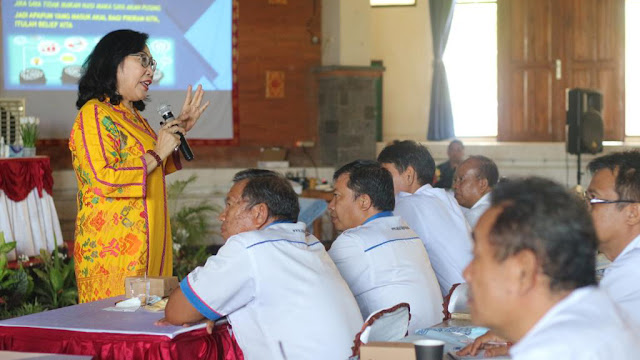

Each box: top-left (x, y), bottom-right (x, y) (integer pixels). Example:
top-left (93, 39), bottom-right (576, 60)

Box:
top-left (566, 88), bottom-right (604, 155)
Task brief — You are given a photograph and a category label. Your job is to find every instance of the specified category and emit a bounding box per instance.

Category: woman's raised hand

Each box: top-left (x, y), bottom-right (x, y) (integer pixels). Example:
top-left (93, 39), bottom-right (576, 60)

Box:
top-left (177, 84), bottom-right (210, 133)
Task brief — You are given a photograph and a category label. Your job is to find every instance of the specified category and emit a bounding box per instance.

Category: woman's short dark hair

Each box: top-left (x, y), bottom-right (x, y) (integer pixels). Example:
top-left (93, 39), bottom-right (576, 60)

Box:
top-left (76, 29), bottom-right (149, 110)
top-left (489, 177), bottom-right (597, 292)
top-left (233, 169), bottom-right (300, 222)
top-left (377, 140), bottom-right (436, 186)
top-left (333, 160), bottom-right (395, 212)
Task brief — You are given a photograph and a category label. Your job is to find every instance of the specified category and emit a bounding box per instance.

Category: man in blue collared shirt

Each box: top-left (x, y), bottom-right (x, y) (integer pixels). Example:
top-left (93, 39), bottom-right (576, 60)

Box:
top-left (328, 160), bottom-right (443, 333)
top-left (378, 140), bottom-right (472, 296)
top-left (160, 169), bottom-right (363, 360)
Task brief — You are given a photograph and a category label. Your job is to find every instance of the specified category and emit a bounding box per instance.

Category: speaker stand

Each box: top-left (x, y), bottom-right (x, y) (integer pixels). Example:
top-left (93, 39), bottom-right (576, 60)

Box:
top-left (576, 152), bottom-right (583, 186)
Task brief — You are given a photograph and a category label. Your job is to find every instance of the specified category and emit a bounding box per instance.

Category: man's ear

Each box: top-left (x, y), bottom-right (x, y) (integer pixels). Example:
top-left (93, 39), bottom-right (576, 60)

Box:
top-left (405, 165), bottom-right (417, 187)
top-left (359, 194), bottom-right (373, 211)
top-left (251, 203), bottom-right (270, 228)
top-left (510, 249), bottom-right (539, 295)
top-left (478, 177), bottom-right (490, 193)
top-left (626, 202), bottom-right (640, 227)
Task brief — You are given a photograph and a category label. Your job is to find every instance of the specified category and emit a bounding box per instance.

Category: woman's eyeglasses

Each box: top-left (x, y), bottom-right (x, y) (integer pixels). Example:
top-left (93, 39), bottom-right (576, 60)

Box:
top-left (130, 53), bottom-right (157, 72)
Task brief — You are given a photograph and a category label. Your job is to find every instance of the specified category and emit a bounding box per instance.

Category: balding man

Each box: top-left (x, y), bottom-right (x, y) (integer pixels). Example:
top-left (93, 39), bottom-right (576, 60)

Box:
top-left (453, 155), bottom-right (499, 228)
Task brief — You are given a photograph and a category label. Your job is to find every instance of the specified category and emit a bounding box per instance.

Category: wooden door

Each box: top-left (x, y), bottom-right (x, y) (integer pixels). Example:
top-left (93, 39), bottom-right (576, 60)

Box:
top-left (498, 0), bottom-right (625, 141)
top-left (561, 0), bottom-right (625, 140)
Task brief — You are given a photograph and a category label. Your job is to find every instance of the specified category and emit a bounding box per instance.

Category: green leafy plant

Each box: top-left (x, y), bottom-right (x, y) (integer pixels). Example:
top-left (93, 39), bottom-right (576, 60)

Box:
top-left (0, 232), bottom-right (33, 318)
top-left (168, 175), bottom-right (221, 280)
top-left (20, 116), bottom-right (39, 147)
top-left (6, 299), bottom-right (45, 318)
top-left (168, 175), bottom-right (221, 246)
top-left (173, 245), bottom-right (211, 281)
top-left (32, 246), bottom-right (77, 309)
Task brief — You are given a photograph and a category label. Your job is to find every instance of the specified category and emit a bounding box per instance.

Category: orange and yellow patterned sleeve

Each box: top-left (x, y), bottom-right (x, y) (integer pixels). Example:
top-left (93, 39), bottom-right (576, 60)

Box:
top-left (164, 150), bottom-right (182, 175)
top-left (71, 102), bottom-right (148, 198)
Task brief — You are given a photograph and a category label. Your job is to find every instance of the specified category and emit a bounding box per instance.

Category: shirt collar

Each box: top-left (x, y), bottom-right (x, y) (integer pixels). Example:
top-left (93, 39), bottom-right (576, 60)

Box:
top-left (397, 184), bottom-right (433, 199)
top-left (264, 219), bottom-right (295, 229)
top-left (471, 192), bottom-right (492, 210)
top-left (362, 211), bottom-right (393, 225)
top-left (614, 233), bottom-right (640, 262)
top-left (510, 286), bottom-right (596, 358)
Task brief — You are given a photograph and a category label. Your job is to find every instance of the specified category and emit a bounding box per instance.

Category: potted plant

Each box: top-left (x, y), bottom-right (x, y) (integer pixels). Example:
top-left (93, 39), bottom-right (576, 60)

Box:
top-left (20, 116), bottom-right (39, 157)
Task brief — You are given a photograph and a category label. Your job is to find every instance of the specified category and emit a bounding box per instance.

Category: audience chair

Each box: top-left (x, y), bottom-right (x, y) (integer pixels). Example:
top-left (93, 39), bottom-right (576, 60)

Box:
top-left (442, 283), bottom-right (470, 321)
top-left (350, 302), bottom-right (411, 358)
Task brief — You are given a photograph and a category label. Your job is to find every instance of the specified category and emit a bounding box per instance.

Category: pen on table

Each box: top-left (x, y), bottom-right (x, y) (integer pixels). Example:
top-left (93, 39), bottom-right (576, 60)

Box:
top-left (484, 341), bottom-right (510, 346)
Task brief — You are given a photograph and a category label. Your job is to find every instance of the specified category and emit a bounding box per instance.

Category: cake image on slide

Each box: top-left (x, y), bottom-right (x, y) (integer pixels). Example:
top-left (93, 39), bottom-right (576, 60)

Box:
top-left (61, 65), bottom-right (83, 84)
top-left (19, 68), bottom-right (46, 84)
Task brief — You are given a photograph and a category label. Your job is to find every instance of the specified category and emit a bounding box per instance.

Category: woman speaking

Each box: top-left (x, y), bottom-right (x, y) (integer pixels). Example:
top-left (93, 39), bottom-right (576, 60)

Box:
top-left (69, 29), bottom-right (209, 303)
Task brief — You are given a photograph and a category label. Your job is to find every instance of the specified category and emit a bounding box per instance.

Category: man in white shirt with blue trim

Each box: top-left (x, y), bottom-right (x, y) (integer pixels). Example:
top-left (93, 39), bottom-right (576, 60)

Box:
top-left (452, 155), bottom-right (498, 228)
top-left (587, 151), bottom-right (640, 329)
top-left (327, 160), bottom-right (443, 333)
top-left (464, 177), bottom-right (640, 360)
top-left (378, 140), bottom-right (472, 296)
top-left (161, 169), bottom-right (363, 360)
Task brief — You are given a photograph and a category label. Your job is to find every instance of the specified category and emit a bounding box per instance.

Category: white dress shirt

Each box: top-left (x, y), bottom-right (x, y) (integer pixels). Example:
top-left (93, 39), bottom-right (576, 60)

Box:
top-left (462, 192), bottom-right (492, 228)
top-left (181, 222), bottom-right (363, 360)
top-left (394, 184), bottom-right (473, 295)
top-left (328, 212), bottom-right (444, 333)
top-left (600, 234), bottom-right (640, 329)
top-left (509, 286), bottom-right (640, 360)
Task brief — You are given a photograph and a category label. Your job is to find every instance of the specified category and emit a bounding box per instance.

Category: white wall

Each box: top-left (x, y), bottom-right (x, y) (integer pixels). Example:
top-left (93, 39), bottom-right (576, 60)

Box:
top-left (322, 0), bottom-right (371, 66)
top-left (370, 2), bottom-right (433, 141)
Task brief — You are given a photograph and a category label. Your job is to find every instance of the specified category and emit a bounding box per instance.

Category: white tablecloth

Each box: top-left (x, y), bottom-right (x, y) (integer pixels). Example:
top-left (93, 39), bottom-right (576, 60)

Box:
top-left (0, 188), bottom-right (63, 261)
top-left (0, 296), bottom-right (205, 339)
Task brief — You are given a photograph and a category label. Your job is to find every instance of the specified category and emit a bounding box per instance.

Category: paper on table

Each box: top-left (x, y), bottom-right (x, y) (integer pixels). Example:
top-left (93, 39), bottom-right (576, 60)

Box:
top-left (102, 297), bottom-right (141, 312)
top-left (447, 350), bottom-right (510, 359)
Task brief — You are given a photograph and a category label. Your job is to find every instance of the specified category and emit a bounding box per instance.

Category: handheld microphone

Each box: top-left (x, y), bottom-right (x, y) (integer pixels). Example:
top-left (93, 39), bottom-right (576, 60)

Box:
top-left (157, 104), bottom-right (194, 161)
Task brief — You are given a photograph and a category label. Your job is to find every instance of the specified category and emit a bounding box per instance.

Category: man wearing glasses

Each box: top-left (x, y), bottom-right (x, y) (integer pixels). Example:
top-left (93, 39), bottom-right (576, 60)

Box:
top-left (586, 150), bottom-right (640, 329)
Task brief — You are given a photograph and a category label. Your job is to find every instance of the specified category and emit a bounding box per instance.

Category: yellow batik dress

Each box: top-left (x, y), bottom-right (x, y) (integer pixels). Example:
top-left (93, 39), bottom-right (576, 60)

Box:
top-left (69, 99), bottom-right (180, 303)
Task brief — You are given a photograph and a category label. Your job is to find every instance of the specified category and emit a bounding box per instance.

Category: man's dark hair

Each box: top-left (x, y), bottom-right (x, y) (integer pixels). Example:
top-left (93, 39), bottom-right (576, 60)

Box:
top-left (448, 139), bottom-right (464, 151)
top-left (377, 140), bottom-right (435, 186)
top-left (489, 177), bottom-right (597, 292)
top-left (76, 29), bottom-right (149, 111)
top-left (233, 169), bottom-right (300, 222)
top-left (587, 150), bottom-right (640, 207)
top-left (468, 155), bottom-right (499, 187)
top-left (333, 160), bottom-right (395, 212)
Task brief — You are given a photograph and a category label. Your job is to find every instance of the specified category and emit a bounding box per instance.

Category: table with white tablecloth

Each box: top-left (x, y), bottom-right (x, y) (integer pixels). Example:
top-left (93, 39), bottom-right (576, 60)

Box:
top-left (0, 156), bottom-right (63, 261)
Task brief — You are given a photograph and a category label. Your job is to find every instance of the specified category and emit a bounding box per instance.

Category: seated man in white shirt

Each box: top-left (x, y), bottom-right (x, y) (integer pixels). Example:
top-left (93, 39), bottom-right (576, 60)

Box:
top-left (378, 140), bottom-right (472, 296)
top-left (463, 177), bottom-right (640, 360)
top-left (327, 160), bottom-right (443, 333)
top-left (587, 151), bottom-right (640, 328)
top-left (452, 155), bottom-right (499, 228)
top-left (161, 169), bottom-right (363, 360)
